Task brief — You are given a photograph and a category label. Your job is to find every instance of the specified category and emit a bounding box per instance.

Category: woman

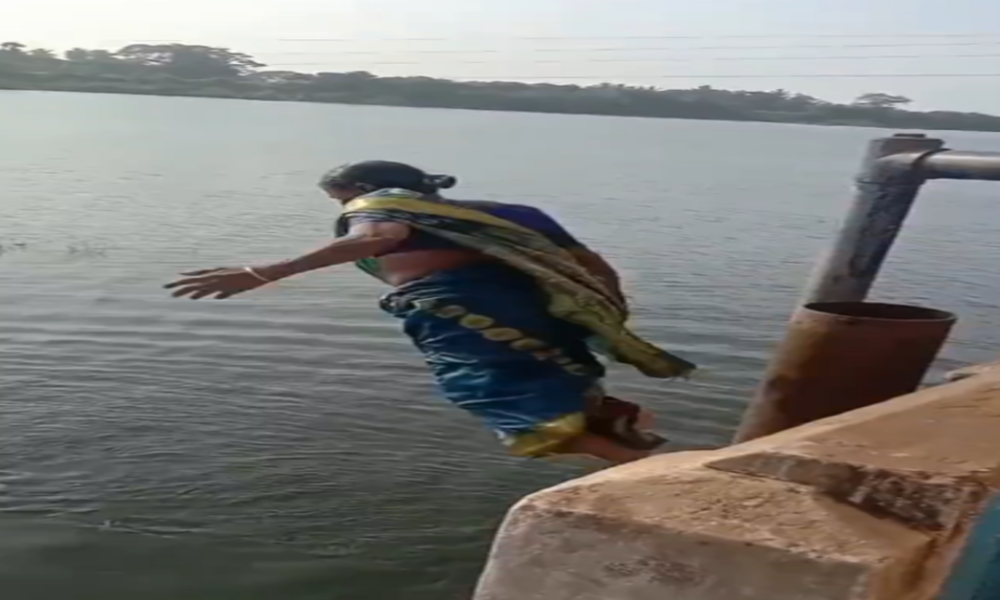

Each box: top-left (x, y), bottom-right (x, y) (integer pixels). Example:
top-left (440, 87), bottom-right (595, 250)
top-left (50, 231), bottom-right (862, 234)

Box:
top-left (165, 161), bottom-right (695, 465)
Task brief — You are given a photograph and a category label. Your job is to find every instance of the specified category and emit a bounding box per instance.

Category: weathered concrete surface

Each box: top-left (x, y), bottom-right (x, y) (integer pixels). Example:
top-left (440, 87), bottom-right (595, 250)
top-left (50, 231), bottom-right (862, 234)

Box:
top-left (474, 374), bottom-right (1000, 600)
top-left (476, 454), bottom-right (929, 600)
top-left (945, 358), bottom-right (1000, 382)
top-left (708, 374), bottom-right (1000, 534)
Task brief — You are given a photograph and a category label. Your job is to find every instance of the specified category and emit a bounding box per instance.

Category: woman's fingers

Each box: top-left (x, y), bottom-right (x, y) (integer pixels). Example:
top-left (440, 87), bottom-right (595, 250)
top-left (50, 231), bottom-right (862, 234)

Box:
top-left (169, 279), bottom-right (245, 299)
top-left (164, 274), bottom-right (221, 289)
top-left (171, 285), bottom-right (228, 299)
top-left (181, 268), bottom-right (226, 276)
top-left (167, 268), bottom-right (254, 299)
top-left (189, 287), bottom-right (221, 300)
top-left (163, 268), bottom-right (227, 289)
top-left (170, 284), bottom-right (207, 298)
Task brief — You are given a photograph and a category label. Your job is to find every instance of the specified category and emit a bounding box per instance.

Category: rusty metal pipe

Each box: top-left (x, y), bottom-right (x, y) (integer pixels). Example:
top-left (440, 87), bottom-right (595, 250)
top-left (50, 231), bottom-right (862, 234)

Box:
top-left (733, 302), bottom-right (956, 443)
top-left (803, 135), bottom-right (1000, 306)
top-left (800, 134), bottom-right (944, 305)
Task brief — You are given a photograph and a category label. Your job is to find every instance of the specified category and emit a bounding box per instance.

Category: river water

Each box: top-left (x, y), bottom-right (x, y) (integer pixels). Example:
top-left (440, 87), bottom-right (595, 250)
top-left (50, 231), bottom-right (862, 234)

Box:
top-left (1, 91), bottom-right (999, 600)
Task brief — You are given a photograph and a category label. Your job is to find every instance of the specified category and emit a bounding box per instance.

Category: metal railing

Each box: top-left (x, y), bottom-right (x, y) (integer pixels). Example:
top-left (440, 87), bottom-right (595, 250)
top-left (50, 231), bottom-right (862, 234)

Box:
top-left (802, 133), bottom-right (1000, 305)
top-left (743, 135), bottom-right (1000, 596)
top-left (735, 133), bottom-right (1000, 443)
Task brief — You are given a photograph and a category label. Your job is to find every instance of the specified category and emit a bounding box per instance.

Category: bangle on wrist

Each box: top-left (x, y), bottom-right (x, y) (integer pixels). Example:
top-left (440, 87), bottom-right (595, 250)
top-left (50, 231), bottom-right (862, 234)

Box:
top-left (242, 266), bottom-right (274, 283)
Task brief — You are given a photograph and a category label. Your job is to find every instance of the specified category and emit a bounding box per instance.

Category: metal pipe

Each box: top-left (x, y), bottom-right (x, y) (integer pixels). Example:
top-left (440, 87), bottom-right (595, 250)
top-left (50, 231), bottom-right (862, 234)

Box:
top-left (875, 150), bottom-right (1000, 182)
top-left (734, 133), bottom-right (1000, 443)
top-left (733, 302), bottom-right (956, 443)
top-left (922, 150), bottom-right (1000, 181)
top-left (799, 134), bottom-right (945, 305)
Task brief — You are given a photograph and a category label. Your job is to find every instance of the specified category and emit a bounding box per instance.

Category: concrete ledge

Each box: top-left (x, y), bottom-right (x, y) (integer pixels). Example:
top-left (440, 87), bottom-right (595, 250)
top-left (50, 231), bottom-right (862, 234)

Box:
top-left (707, 374), bottom-right (1000, 534)
top-left (474, 374), bottom-right (1000, 600)
top-left (945, 358), bottom-right (1000, 382)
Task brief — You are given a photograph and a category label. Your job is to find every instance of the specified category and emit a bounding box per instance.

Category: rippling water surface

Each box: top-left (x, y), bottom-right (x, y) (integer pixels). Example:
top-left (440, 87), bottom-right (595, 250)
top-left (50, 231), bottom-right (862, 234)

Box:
top-left (2, 91), bottom-right (1000, 599)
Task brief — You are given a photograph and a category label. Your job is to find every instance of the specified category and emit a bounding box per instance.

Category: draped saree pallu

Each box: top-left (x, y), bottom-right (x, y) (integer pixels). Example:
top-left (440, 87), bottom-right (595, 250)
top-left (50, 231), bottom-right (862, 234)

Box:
top-left (337, 189), bottom-right (697, 457)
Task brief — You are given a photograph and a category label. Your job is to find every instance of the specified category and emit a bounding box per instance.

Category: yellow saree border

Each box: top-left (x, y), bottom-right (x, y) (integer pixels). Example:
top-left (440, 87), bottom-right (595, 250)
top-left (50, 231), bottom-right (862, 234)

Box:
top-left (342, 191), bottom-right (697, 379)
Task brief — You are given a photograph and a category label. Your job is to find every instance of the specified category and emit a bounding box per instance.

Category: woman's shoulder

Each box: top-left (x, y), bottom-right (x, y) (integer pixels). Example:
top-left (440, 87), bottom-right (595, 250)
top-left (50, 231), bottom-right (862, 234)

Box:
top-left (439, 198), bottom-right (503, 209)
top-left (444, 198), bottom-right (543, 213)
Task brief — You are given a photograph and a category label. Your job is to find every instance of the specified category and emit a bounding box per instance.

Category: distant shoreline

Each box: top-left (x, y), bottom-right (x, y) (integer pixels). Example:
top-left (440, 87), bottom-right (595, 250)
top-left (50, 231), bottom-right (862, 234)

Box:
top-left (3, 40), bottom-right (1000, 133)
top-left (5, 84), bottom-right (999, 134)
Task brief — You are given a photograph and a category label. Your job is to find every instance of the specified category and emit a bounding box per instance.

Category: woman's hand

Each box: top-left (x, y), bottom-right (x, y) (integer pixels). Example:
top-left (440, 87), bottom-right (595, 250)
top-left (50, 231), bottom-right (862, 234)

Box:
top-left (164, 266), bottom-right (280, 299)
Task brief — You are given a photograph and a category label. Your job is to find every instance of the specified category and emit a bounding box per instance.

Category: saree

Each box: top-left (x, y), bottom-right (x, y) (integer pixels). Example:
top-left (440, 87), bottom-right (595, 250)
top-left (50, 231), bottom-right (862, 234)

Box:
top-left (337, 188), bottom-right (696, 380)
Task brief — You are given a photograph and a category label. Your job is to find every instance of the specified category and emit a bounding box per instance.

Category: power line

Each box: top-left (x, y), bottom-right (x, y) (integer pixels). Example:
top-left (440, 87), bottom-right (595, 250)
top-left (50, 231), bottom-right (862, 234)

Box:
top-left (266, 73), bottom-right (1000, 79)
top-left (273, 33), bottom-right (1000, 42)
top-left (256, 41), bottom-right (1000, 56)
top-left (105, 35), bottom-right (1000, 48)
top-left (108, 33), bottom-right (1000, 43)
top-left (267, 53), bottom-right (1000, 67)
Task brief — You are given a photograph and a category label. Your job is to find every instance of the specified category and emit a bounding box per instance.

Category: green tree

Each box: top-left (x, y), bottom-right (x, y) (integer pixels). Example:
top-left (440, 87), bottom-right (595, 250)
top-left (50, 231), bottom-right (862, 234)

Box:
top-left (0, 41), bottom-right (26, 54)
top-left (64, 48), bottom-right (90, 61)
top-left (2, 40), bottom-right (1000, 132)
top-left (88, 50), bottom-right (119, 63)
top-left (253, 70), bottom-right (317, 84)
top-left (115, 44), bottom-right (264, 78)
top-left (28, 48), bottom-right (56, 59)
top-left (852, 92), bottom-right (912, 109)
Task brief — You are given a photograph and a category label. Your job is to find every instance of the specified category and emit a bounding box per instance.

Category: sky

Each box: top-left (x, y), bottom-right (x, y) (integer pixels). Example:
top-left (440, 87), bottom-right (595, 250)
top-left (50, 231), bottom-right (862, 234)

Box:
top-left (4, 0), bottom-right (1000, 113)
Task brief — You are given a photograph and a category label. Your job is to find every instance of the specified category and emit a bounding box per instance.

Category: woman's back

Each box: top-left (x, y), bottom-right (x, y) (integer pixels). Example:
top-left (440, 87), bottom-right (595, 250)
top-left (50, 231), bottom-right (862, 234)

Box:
top-left (360, 198), bottom-right (580, 286)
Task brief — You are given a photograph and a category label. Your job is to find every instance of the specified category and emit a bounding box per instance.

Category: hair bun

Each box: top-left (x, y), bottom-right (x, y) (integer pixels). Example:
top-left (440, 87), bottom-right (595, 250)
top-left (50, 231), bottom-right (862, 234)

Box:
top-left (426, 174), bottom-right (457, 190)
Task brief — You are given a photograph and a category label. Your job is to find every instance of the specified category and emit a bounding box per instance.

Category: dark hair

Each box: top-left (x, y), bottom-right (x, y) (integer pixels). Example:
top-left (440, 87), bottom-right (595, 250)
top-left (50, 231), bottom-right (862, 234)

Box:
top-left (318, 160), bottom-right (457, 195)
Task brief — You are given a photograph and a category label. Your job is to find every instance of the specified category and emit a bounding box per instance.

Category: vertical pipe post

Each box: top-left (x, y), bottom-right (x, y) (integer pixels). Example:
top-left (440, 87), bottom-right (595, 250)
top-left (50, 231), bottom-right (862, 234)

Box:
top-left (733, 134), bottom-right (949, 444)
top-left (800, 133), bottom-right (944, 305)
top-left (732, 302), bottom-right (956, 442)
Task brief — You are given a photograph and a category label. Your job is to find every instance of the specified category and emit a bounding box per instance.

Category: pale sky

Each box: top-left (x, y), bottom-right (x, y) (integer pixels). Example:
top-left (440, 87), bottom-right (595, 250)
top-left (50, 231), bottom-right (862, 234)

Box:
top-left (5, 0), bottom-right (1000, 113)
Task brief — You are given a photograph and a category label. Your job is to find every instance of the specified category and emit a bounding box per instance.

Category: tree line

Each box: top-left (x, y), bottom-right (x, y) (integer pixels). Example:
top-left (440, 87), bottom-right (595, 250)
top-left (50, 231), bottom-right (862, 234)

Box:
top-left (1, 41), bottom-right (998, 131)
